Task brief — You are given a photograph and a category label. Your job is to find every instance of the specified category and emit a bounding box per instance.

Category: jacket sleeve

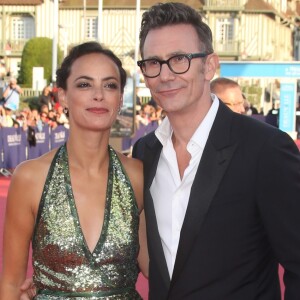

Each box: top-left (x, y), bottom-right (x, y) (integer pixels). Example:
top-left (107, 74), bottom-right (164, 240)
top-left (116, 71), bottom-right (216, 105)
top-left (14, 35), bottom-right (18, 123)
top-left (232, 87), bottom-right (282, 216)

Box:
top-left (256, 129), bottom-right (300, 299)
top-left (132, 137), bottom-right (146, 161)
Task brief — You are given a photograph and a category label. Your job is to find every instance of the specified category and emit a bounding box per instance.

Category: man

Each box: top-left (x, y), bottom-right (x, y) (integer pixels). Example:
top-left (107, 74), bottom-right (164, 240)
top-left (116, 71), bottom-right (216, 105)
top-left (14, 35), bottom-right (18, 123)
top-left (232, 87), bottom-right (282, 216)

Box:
top-left (133, 2), bottom-right (300, 299)
top-left (210, 77), bottom-right (245, 114)
top-left (1, 77), bottom-right (22, 111)
top-left (0, 104), bottom-right (15, 127)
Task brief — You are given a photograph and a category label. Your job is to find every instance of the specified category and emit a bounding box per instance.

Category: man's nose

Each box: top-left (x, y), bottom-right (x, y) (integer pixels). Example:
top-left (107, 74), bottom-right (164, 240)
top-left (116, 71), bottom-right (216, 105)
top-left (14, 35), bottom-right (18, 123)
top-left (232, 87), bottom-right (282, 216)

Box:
top-left (159, 63), bottom-right (175, 81)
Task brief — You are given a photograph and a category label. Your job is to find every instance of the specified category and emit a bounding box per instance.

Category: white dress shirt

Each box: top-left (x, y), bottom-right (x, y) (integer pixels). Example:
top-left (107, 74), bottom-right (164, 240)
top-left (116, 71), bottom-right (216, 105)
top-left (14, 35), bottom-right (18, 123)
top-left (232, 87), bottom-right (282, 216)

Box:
top-left (150, 95), bottom-right (219, 277)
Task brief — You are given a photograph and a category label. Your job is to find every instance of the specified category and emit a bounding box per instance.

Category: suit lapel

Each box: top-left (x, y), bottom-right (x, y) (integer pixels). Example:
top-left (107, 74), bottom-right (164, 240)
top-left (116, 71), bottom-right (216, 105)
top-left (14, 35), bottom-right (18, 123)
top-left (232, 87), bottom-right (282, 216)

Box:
top-left (170, 103), bottom-right (238, 288)
top-left (143, 135), bottom-right (171, 288)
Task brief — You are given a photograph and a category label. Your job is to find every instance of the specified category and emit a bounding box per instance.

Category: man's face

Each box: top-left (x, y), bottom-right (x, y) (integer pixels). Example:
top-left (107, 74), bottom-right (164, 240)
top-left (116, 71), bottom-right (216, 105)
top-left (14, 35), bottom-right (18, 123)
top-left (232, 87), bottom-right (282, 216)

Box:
top-left (215, 86), bottom-right (245, 114)
top-left (142, 24), bottom-right (216, 116)
top-left (9, 79), bottom-right (17, 88)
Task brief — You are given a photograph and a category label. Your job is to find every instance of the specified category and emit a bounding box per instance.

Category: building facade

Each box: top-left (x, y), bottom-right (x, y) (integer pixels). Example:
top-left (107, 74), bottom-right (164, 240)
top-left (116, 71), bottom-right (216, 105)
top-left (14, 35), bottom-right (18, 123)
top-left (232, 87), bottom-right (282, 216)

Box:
top-left (0, 0), bottom-right (299, 79)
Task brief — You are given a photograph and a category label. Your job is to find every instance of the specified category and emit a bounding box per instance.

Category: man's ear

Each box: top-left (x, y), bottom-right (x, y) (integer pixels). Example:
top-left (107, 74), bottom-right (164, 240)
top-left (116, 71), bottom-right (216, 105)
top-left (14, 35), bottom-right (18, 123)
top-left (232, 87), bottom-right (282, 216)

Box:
top-left (58, 88), bottom-right (67, 108)
top-left (205, 53), bottom-right (219, 81)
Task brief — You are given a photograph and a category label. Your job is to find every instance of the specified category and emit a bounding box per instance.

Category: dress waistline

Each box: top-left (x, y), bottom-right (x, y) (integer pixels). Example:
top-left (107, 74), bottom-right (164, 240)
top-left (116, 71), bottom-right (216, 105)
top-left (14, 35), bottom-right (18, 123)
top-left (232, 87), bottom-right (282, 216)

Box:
top-left (37, 287), bottom-right (135, 297)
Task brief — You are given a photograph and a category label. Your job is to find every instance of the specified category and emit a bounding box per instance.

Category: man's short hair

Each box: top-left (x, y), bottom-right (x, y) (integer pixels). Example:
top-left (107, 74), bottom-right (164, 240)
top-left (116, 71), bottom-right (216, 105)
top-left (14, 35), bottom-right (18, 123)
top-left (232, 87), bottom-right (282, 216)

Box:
top-left (139, 2), bottom-right (214, 58)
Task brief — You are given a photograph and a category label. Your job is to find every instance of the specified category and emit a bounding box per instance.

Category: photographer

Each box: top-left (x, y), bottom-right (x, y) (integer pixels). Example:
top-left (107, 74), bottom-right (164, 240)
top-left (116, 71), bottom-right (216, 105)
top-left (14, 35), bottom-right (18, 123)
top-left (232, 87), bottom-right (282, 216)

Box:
top-left (1, 77), bottom-right (23, 111)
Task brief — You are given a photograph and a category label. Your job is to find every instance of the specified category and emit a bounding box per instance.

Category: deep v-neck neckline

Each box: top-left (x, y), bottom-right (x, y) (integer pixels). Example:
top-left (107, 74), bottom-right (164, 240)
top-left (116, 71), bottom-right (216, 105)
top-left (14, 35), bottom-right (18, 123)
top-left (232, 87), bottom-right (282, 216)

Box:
top-left (62, 144), bottom-right (113, 259)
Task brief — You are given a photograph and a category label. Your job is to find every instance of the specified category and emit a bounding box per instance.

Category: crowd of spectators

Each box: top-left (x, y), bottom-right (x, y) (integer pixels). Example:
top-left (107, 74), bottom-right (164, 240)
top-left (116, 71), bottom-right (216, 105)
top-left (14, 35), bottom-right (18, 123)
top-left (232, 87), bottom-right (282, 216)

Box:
top-left (0, 84), bottom-right (69, 131)
top-left (135, 100), bottom-right (165, 129)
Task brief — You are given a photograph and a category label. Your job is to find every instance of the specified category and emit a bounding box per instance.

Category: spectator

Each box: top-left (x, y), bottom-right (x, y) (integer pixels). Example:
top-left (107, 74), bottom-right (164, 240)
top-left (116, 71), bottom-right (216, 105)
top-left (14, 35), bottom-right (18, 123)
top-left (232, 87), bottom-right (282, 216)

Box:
top-left (1, 77), bottom-right (22, 111)
top-left (47, 110), bottom-right (58, 129)
top-left (40, 104), bottom-right (49, 115)
top-left (249, 103), bottom-right (259, 115)
top-left (266, 101), bottom-right (279, 128)
top-left (0, 105), bottom-right (15, 127)
top-left (211, 77), bottom-right (245, 114)
top-left (243, 94), bottom-right (259, 116)
top-left (136, 104), bottom-right (150, 128)
top-left (25, 108), bottom-right (43, 132)
top-left (39, 85), bottom-right (53, 111)
top-left (40, 111), bottom-right (49, 126)
top-left (50, 81), bottom-right (59, 104)
top-left (55, 105), bottom-right (69, 128)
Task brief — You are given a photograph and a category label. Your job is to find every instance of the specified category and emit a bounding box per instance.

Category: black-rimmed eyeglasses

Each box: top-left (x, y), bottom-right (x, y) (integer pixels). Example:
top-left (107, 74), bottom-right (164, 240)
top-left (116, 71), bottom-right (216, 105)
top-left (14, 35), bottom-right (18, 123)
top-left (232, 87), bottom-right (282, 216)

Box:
top-left (137, 52), bottom-right (211, 78)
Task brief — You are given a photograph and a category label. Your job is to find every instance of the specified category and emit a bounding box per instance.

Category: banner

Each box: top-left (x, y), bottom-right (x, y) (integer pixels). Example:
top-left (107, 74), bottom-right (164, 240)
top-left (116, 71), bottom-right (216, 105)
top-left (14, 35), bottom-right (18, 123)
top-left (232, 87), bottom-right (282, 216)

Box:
top-left (50, 126), bottom-right (69, 149)
top-left (2, 127), bottom-right (27, 169)
top-left (124, 121), bottom-right (159, 151)
top-left (27, 125), bottom-right (50, 160)
top-left (0, 125), bottom-right (69, 169)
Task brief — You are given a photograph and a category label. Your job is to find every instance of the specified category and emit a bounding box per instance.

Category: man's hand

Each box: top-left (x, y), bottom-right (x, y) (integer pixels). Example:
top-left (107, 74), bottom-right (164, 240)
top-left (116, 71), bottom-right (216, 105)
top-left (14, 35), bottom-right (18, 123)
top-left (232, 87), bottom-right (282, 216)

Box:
top-left (19, 278), bottom-right (36, 300)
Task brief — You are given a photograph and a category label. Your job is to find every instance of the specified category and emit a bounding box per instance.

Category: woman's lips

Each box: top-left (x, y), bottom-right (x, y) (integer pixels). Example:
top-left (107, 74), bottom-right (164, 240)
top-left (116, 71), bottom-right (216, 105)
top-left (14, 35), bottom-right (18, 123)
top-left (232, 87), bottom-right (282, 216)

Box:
top-left (86, 107), bottom-right (109, 114)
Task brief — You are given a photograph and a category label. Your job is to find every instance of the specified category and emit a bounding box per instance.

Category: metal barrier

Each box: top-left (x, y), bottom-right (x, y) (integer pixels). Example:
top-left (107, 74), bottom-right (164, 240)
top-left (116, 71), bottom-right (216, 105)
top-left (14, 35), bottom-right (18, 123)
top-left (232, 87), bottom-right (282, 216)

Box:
top-left (20, 88), bottom-right (42, 101)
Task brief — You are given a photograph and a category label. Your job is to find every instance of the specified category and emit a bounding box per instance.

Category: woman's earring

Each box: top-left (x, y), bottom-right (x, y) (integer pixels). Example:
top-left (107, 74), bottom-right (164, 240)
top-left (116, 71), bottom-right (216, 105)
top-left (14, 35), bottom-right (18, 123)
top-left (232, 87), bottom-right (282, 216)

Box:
top-left (63, 107), bottom-right (69, 114)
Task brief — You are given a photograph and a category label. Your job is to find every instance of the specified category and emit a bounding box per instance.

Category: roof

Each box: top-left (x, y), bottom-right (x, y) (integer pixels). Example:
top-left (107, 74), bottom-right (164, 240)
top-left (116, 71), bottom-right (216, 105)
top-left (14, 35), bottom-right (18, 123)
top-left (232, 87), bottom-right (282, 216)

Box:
top-left (244, 0), bottom-right (299, 24)
top-left (244, 0), bottom-right (277, 13)
top-left (0, 0), bottom-right (42, 4)
top-left (1, 0), bottom-right (296, 19)
top-left (59, 0), bottom-right (203, 9)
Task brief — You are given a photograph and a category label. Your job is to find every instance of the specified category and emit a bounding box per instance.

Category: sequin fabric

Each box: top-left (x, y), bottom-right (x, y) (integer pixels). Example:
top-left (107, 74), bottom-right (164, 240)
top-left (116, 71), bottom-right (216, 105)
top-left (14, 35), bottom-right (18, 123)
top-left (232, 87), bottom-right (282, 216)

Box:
top-left (32, 144), bottom-right (141, 299)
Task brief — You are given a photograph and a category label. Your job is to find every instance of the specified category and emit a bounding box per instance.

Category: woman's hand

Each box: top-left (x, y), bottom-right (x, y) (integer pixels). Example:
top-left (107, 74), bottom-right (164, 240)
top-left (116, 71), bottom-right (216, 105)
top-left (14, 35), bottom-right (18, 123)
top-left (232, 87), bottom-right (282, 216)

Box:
top-left (19, 278), bottom-right (36, 300)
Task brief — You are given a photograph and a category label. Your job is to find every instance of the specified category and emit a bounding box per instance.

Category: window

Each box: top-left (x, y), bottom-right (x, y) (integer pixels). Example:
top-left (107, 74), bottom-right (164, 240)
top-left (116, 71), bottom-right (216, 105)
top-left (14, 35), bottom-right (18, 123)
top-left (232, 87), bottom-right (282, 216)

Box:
top-left (12, 15), bottom-right (35, 40)
top-left (216, 17), bottom-right (234, 52)
top-left (85, 17), bottom-right (98, 39)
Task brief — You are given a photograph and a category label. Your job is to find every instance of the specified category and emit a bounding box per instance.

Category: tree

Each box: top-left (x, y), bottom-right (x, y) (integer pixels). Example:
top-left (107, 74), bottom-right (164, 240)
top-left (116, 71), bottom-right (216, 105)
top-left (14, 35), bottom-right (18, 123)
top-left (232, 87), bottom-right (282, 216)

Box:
top-left (19, 37), bottom-right (63, 87)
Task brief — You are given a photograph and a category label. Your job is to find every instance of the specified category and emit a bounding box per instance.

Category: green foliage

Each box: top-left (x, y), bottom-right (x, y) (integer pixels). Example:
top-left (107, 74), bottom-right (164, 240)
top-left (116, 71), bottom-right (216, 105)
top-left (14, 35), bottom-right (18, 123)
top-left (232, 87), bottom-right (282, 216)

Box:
top-left (19, 37), bottom-right (63, 87)
top-left (242, 85), bottom-right (262, 108)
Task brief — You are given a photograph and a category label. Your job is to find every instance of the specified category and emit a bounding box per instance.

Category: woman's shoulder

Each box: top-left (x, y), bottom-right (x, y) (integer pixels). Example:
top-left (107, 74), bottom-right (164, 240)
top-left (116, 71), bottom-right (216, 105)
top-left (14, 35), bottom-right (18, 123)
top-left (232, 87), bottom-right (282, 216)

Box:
top-left (8, 148), bottom-right (60, 213)
top-left (12, 148), bottom-right (58, 185)
top-left (116, 151), bottom-right (143, 174)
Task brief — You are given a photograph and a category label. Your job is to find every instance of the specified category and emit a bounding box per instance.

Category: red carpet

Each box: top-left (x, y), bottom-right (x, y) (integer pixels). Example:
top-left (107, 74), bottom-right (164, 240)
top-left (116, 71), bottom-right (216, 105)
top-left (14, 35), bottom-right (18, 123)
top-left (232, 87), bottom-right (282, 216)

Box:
top-left (0, 173), bottom-right (291, 299)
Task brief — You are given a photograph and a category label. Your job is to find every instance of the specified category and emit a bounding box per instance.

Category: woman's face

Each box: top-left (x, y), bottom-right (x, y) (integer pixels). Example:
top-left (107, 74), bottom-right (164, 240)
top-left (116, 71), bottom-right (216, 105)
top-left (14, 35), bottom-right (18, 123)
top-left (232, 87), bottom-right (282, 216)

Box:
top-left (59, 53), bottom-right (123, 132)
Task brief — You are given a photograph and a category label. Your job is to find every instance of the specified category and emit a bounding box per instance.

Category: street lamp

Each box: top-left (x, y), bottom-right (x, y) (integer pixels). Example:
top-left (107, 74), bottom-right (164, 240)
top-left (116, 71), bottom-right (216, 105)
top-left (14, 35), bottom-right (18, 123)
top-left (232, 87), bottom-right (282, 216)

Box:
top-left (52, 0), bottom-right (59, 83)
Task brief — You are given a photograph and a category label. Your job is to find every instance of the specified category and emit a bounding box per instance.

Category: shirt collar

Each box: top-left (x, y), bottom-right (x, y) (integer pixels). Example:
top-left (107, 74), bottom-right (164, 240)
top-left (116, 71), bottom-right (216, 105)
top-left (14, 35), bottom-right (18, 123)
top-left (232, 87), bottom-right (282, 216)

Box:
top-left (155, 94), bottom-right (219, 149)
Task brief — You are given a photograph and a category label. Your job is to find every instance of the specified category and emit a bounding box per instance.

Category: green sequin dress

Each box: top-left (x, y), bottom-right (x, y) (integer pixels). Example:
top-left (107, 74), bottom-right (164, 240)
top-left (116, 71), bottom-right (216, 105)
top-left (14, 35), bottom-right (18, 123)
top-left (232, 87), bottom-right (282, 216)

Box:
top-left (32, 144), bottom-right (141, 299)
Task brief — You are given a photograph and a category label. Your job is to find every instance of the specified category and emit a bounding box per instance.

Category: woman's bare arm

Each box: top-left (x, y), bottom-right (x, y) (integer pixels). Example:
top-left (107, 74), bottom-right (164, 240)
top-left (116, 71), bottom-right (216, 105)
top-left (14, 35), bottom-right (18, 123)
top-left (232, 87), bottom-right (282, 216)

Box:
top-left (119, 154), bottom-right (149, 277)
top-left (0, 153), bottom-right (52, 299)
top-left (0, 164), bottom-right (36, 299)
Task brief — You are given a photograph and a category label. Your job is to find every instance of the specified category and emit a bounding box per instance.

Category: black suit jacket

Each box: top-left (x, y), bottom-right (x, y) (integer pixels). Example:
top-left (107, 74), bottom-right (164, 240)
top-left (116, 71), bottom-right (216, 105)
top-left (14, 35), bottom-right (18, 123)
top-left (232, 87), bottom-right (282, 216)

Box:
top-left (133, 101), bottom-right (300, 300)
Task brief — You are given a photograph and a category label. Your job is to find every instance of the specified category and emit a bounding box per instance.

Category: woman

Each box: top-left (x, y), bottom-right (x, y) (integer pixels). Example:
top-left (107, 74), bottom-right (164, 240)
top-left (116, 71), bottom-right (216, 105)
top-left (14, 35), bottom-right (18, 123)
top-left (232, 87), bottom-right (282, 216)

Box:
top-left (39, 85), bottom-right (54, 111)
top-left (0, 42), bottom-right (148, 299)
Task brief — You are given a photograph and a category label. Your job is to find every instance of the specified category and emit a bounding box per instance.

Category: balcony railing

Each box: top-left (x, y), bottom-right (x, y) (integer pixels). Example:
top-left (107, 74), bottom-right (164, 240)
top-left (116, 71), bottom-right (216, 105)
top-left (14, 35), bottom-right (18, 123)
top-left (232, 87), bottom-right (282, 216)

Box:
top-left (214, 40), bottom-right (240, 57)
top-left (203, 0), bottom-right (244, 11)
top-left (0, 40), bottom-right (28, 56)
